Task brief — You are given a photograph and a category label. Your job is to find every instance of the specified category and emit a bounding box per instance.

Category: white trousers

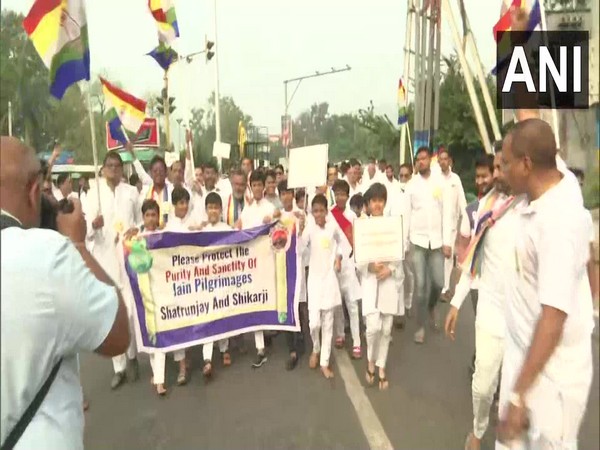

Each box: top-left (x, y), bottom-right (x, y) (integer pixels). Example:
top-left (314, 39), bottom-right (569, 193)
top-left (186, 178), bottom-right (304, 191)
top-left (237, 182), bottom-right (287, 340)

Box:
top-left (365, 312), bottom-right (394, 368)
top-left (495, 337), bottom-right (593, 450)
top-left (112, 286), bottom-right (138, 374)
top-left (254, 331), bottom-right (264, 352)
top-left (442, 244), bottom-right (455, 293)
top-left (148, 349), bottom-right (188, 385)
top-left (472, 325), bottom-right (504, 439)
top-left (310, 307), bottom-right (335, 367)
top-left (203, 339), bottom-right (229, 361)
top-left (334, 299), bottom-right (361, 348)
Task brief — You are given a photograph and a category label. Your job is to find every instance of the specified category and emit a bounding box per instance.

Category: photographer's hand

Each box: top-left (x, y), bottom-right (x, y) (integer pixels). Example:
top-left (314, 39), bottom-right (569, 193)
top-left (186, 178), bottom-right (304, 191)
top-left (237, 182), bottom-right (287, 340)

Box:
top-left (57, 199), bottom-right (87, 244)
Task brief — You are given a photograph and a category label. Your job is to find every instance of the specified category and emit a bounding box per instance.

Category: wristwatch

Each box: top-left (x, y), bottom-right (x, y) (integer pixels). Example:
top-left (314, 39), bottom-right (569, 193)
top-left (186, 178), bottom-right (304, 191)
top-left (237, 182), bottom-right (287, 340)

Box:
top-left (509, 391), bottom-right (526, 408)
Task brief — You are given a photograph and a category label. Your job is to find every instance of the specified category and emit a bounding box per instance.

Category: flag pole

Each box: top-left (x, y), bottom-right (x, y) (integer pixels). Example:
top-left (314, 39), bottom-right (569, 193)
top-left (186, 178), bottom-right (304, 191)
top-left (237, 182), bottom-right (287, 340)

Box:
top-left (86, 82), bottom-right (102, 213)
top-left (8, 101), bottom-right (13, 137)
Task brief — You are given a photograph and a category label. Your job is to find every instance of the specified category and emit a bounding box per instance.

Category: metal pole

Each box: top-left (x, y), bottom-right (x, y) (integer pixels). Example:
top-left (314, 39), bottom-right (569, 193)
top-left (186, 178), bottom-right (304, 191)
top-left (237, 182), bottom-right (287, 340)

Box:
top-left (85, 82), bottom-right (101, 213)
top-left (423, 5), bottom-right (435, 148)
top-left (164, 70), bottom-right (171, 151)
top-left (442, 0), bottom-right (492, 153)
top-left (401, 0), bottom-right (415, 164)
top-left (213, 0), bottom-right (223, 168)
top-left (433, 3), bottom-right (442, 138)
top-left (413, 0), bottom-right (422, 149)
top-left (8, 101), bottom-right (12, 137)
top-left (464, 24), bottom-right (501, 140)
top-left (284, 81), bottom-right (289, 160)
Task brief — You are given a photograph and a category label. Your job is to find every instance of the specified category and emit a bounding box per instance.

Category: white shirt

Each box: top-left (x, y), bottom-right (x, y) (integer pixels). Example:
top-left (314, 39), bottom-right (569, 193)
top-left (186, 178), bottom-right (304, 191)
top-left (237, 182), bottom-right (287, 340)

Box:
top-left (1, 228), bottom-right (118, 450)
top-left (441, 170), bottom-right (467, 238)
top-left (405, 172), bottom-right (453, 250)
top-left (348, 182), bottom-right (362, 199)
top-left (240, 198), bottom-right (276, 229)
top-left (202, 221), bottom-right (232, 232)
top-left (165, 215), bottom-right (192, 232)
top-left (451, 190), bottom-right (520, 337)
top-left (507, 175), bottom-right (594, 383)
top-left (300, 221), bottom-right (343, 311)
top-left (85, 179), bottom-right (141, 285)
top-left (53, 190), bottom-right (78, 202)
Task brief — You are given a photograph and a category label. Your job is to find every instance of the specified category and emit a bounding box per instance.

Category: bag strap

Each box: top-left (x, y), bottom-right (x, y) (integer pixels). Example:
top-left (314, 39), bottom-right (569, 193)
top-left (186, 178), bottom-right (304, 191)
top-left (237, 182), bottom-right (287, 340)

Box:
top-left (1, 214), bottom-right (64, 450)
top-left (1, 360), bottom-right (63, 450)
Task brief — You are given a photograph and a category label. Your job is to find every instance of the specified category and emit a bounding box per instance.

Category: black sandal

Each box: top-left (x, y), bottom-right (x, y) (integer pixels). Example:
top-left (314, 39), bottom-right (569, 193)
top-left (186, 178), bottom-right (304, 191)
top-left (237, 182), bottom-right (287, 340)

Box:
top-left (378, 376), bottom-right (389, 390)
top-left (365, 369), bottom-right (375, 386)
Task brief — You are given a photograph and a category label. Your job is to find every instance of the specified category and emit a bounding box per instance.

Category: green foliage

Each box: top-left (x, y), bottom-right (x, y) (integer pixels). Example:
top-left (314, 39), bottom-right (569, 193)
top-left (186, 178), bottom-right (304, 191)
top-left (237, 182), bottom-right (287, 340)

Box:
top-left (1, 9), bottom-right (104, 163)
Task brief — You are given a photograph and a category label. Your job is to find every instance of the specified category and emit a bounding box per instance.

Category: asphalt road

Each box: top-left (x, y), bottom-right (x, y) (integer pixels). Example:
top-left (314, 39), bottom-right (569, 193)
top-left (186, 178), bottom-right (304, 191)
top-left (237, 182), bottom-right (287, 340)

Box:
top-left (81, 301), bottom-right (599, 450)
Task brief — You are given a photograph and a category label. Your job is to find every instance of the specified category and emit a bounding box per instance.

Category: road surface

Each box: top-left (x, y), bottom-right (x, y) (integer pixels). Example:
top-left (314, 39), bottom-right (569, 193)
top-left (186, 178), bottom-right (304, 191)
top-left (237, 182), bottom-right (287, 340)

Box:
top-left (81, 301), bottom-right (599, 450)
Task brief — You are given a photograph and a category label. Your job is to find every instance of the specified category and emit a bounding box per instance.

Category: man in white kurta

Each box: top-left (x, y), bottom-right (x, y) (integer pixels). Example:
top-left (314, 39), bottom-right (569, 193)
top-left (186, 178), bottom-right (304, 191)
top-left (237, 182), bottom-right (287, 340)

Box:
top-left (85, 151), bottom-right (142, 389)
top-left (437, 149), bottom-right (467, 299)
top-left (496, 120), bottom-right (594, 450)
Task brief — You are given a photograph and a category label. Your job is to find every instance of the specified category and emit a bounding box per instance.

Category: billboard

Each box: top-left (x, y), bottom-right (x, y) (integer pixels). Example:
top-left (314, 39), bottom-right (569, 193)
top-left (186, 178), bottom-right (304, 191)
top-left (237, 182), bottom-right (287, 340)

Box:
top-left (106, 118), bottom-right (160, 151)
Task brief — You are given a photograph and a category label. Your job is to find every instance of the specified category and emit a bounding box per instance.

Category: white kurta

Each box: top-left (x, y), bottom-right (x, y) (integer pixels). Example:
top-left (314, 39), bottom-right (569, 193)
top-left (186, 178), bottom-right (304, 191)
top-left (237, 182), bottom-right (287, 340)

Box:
top-left (300, 221), bottom-right (343, 312)
top-left (280, 208), bottom-right (306, 304)
top-left (359, 254), bottom-right (404, 316)
top-left (328, 206), bottom-right (361, 302)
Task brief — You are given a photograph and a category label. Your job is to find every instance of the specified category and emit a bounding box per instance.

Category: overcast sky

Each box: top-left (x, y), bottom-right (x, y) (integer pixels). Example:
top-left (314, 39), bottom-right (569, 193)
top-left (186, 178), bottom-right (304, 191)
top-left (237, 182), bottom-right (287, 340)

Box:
top-left (5, 0), bottom-right (509, 144)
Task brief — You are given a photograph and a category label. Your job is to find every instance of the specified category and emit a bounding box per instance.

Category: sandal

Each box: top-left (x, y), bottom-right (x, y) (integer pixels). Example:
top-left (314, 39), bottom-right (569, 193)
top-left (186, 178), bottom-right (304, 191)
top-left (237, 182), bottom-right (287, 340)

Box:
top-left (352, 346), bottom-right (362, 359)
top-left (202, 360), bottom-right (213, 378)
top-left (378, 376), bottom-right (389, 391)
top-left (334, 337), bottom-right (345, 349)
top-left (177, 371), bottom-right (188, 386)
top-left (365, 369), bottom-right (375, 386)
top-left (222, 351), bottom-right (232, 367)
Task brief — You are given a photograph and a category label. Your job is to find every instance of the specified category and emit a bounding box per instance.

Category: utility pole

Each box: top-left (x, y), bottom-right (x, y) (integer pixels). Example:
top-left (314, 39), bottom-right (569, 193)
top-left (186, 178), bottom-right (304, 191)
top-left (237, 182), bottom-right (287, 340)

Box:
top-left (213, 0), bottom-right (223, 170)
top-left (283, 65), bottom-right (351, 159)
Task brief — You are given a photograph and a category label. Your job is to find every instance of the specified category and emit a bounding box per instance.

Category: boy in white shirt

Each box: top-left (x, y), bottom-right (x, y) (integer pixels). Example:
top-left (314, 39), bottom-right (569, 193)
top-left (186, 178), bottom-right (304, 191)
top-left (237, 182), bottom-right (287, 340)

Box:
top-left (135, 199), bottom-right (168, 396)
top-left (195, 192), bottom-right (233, 376)
top-left (164, 186), bottom-right (192, 385)
top-left (358, 183), bottom-right (404, 390)
top-left (330, 179), bottom-right (362, 359)
top-left (299, 194), bottom-right (343, 379)
top-left (278, 180), bottom-right (308, 370)
top-left (236, 170), bottom-right (281, 368)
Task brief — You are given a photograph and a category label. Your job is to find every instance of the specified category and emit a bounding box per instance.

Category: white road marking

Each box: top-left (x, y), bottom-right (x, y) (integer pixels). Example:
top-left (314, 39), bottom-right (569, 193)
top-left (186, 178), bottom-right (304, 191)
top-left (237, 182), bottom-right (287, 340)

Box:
top-left (336, 349), bottom-right (395, 450)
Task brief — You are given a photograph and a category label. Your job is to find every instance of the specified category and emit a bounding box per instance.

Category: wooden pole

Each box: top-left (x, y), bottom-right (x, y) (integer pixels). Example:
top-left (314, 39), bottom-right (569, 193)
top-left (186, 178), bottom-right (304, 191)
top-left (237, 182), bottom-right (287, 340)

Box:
top-left (85, 82), bottom-right (102, 212)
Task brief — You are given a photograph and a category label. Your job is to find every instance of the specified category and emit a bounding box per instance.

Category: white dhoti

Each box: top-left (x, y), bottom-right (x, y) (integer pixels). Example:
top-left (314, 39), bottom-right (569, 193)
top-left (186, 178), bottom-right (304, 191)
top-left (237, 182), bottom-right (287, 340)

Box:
top-left (442, 240), bottom-right (456, 294)
top-left (309, 307), bottom-right (335, 367)
top-left (149, 352), bottom-right (166, 385)
top-left (112, 281), bottom-right (138, 374)
top-left (496, 336), bottom-right (593, 450)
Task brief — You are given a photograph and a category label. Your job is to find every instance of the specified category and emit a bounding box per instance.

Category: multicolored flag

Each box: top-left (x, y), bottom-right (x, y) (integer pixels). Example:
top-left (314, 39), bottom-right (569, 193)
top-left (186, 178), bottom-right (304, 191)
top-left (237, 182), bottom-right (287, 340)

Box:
top-left (100, 78), bottom-right (147, 145)
top-left (148, 0), bottom-right (180, 44)
top-left (148, 41), bottom-right (179, 71)
top-left (22, 0), bottom-right (91, 99)
top-left (397, 78), bottom-right (408, 125)
top-left (492, 0), bottom-right (541, 75)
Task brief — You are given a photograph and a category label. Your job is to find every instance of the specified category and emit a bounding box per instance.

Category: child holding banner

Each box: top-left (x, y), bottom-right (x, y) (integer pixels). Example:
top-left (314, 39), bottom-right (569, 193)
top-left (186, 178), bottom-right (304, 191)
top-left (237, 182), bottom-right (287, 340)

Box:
top-left (138, 199), bottom-right (168, 396)
top-left (278, 180), bottom-right (308, 370)
top-left (330, 180), bottom-right (362, 359)
top-left (196, 192), bottom-right (234, 376)
top-left (236, 170), bottom-right (280, 369)
top-left (164, 186), bottom-right (194, 385)
top-left (299, 194), bottom-right (343, 379)
top-left (358, 183), bottom-right (404, 391)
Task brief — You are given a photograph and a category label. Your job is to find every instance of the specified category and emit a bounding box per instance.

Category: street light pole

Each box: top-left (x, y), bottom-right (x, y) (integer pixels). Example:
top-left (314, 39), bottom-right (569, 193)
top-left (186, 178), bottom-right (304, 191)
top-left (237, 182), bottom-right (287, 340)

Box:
top-left (283, 65), bottom-right (351, 159)
top-left (213, 0), bottom-right (223, 170)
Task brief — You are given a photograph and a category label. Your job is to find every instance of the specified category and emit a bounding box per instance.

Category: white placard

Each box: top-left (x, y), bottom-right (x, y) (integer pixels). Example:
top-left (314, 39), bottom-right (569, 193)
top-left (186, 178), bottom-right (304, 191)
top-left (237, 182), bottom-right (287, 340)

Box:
top-left (213, 142), bottom-right (231, 159)
top-left (164, 151), bottom-right (180, 168)
top-left (287, 144), bottom-right (328, 189)
top-left (353, 216), bottom-right (404, 265)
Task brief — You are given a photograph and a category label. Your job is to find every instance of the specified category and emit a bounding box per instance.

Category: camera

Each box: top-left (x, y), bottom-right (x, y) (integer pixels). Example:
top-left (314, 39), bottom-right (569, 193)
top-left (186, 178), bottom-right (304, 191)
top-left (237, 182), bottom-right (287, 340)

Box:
top-left (40, 196), bottom-right (75, 231)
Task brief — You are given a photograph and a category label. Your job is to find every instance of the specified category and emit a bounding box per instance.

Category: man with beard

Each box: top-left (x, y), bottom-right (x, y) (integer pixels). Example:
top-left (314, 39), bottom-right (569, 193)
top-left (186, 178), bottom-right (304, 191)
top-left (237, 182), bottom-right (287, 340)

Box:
top-left (346, 159), bottom-right (362, 198)
top-left (85, 151), bottom-right (142, 389)
top-left (405, 147), bottom-right (452, 344)
top-left (444, 139), bottom-right (519, 450)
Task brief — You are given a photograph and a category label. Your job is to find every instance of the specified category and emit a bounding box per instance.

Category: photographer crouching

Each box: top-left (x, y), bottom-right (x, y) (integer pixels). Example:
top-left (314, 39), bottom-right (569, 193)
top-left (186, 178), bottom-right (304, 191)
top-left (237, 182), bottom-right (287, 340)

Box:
top-left (0, 136), bottom-right (130, 450)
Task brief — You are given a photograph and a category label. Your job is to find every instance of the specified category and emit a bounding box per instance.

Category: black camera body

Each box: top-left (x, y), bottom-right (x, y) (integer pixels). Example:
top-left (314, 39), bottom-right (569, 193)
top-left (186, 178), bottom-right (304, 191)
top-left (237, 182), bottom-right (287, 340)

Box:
top-left (40, 196), bottom-right (75, 230)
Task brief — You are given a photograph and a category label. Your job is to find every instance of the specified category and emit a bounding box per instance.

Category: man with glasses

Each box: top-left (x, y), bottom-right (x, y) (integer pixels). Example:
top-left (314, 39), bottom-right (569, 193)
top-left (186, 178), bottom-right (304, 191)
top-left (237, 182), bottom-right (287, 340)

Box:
top-left (398, 164), bottom-right (413, 192)
top-left (85, 151), bottom-right (142, 390)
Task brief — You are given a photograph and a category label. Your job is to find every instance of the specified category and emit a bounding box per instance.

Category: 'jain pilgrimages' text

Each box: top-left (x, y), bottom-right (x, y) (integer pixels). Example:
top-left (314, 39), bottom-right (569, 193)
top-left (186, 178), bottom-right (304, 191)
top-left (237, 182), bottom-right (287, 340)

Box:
top-left (160, 245), bottom-right (270, 320)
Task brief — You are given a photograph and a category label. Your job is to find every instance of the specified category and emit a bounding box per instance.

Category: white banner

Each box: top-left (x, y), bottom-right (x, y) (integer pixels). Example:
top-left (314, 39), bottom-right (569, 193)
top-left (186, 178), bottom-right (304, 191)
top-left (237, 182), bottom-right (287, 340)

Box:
top-left (353, 216), bottom-right (404, 265)
top-left (287, 144), bottom-right (328, 189)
